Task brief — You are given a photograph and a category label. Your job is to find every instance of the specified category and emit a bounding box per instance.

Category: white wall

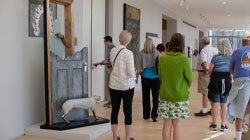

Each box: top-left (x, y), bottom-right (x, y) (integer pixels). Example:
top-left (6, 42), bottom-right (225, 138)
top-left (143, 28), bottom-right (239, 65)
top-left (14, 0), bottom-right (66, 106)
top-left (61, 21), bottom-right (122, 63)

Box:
top-left (109, 0), bottom-right (162, 50)
top-left (0, 0), bottom-right (201, 139)
top-left (0, 0), bottom-right (45, 139)
top-left (0, 0), bottom-right (91, 139)
top-left (109, 0), bottom-right (200, 90)
top-left (91, 0), bottom-right (106, 100)
top-left (109, 0), bottom-right (200, 49)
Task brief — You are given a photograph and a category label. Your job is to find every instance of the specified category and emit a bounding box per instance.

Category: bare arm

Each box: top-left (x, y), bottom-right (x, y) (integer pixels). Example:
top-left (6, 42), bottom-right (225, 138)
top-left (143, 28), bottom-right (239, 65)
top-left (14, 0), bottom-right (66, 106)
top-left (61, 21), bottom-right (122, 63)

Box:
top-left (208, 63), bottom-right (214, 77)
top-left (229, 52), bottom-right (235, 75)
top-left (201, 62), bottom-right (208, 75)
top-left (127, 52), bottom-right (136, 78)
top-left (230, 70), bottom-right (234, 75)
top-left (56, 33), bottom-right (71, 48)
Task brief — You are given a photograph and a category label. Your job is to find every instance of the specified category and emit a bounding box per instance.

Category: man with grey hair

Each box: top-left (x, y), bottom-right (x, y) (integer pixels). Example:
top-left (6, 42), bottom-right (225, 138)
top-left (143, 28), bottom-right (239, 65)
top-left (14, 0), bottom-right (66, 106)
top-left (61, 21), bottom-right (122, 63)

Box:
top-left (227, 32), bottom-right (250, 140)
top-left (195, 37), bottom-right (218, 117)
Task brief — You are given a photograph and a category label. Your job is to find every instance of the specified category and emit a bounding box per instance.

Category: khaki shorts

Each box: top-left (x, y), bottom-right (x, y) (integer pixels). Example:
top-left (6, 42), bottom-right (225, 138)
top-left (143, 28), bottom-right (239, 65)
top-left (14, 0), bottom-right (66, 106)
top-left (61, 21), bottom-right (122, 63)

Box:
top-left (198, 72), bottom-right (210, 94)
top-left (105, 67), bottom-right (112, 102)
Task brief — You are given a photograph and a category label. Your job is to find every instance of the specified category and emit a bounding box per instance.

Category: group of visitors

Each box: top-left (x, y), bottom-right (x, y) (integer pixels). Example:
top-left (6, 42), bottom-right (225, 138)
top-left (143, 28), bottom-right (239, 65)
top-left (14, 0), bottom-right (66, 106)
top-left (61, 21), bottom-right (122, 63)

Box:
top-left (195, 34), bottom-right (250, 140)
top-left (94, 30), bottom-right (250, 140)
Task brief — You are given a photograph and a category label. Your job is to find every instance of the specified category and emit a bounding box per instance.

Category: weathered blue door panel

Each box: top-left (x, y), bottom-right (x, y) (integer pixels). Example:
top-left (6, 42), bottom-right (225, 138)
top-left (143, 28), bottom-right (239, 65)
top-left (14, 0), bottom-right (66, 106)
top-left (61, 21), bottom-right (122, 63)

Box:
top-left (51, 47), bottom-right (88, 124)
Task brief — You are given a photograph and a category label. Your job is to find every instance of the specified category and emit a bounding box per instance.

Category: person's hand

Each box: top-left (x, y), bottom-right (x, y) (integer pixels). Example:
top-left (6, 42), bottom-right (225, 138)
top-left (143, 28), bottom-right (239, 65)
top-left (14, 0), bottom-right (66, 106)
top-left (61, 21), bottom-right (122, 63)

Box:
top-left (93, 63), bottom-right (100, 67)
top-left (203, 71), bottom-right (208, 76)
top-left (101, 60), bottom-right (108, 64)
top-left (56, 33), bottom-right (64, 39)
top-left (135, 68), bottom-right (138, 73)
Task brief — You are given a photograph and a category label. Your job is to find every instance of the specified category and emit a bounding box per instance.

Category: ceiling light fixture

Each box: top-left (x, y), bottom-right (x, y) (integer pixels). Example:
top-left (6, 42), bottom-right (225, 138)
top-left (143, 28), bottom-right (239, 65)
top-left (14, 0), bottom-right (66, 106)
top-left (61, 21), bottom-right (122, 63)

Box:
top-left (228, 14), bottom-right (231, 17)
top-left (186, 5), bottom-right (189, 11)
top-left (180, 0), bottom-right (184, 6)
top-left (177, 0), bottom-right (189, 11)
top-left (222, 2), bottom-right (227, 5)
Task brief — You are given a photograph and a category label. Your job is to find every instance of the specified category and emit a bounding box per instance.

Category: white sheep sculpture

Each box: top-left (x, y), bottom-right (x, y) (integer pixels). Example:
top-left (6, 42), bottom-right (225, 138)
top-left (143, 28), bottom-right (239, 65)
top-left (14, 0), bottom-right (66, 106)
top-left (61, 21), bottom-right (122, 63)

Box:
top-left (61, 96), bottom-right (101, 124)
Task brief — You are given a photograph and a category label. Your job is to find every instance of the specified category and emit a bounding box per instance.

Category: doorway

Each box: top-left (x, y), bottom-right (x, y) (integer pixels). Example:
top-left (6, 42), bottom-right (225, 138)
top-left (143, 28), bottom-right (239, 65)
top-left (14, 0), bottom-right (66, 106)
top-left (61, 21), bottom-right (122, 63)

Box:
top-left (162, 15), bottom-right (177, 46)
top-left (162, 19), bottom-right (167, 45)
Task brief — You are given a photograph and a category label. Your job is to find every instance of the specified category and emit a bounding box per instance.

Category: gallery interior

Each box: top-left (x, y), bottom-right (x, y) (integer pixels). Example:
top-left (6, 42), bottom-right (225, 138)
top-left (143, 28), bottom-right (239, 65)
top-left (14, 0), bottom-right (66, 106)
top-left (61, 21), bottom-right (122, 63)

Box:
top-left (0, 0), bottom-right (250, 140)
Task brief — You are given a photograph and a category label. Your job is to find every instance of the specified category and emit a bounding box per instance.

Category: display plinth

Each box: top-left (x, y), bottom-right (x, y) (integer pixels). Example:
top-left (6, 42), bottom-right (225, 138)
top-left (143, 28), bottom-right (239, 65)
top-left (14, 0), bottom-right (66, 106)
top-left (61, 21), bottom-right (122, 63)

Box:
top-left (40, 116), bottom-right (109, 130)
top-left (25, 119), bottom-right (111, 140)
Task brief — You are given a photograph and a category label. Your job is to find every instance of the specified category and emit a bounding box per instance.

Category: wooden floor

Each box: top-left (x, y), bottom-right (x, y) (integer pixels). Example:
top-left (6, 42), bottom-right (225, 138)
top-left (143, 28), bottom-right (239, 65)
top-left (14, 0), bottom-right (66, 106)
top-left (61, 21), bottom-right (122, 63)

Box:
top-left (16, 72), bottom-right (235, 140)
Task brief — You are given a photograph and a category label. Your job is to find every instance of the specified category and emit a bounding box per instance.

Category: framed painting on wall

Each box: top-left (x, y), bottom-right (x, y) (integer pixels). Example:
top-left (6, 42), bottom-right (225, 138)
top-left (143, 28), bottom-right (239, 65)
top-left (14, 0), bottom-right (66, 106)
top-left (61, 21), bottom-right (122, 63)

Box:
top-left (123, 4), bottom-right (140, 59)
top-left (28, 0), bottom-right (57, 37)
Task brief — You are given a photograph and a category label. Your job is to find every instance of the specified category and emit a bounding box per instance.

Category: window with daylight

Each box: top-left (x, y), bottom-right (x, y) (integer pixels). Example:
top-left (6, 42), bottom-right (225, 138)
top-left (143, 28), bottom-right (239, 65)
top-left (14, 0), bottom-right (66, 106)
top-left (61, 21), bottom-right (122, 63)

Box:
top-left (208, 30), bottom-right (250, 51)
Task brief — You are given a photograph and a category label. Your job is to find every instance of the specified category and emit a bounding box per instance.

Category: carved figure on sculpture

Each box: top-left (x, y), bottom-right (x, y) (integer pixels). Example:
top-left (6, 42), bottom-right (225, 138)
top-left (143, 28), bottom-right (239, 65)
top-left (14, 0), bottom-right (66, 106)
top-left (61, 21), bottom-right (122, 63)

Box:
top-left (61, 96), bottom-right (101, 124)
top-left (32, 3), bottom-right (55, 36)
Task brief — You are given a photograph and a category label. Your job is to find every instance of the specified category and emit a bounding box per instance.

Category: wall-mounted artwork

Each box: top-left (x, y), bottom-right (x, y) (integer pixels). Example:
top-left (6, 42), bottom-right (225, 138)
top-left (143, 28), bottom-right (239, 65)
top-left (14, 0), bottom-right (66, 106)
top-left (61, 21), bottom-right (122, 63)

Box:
top-left (28, 0), bottom-right (57, 37)
top-left (123, 4), bottom-right (140, 59)
top-left (146, 33), bottom-right (161, 46)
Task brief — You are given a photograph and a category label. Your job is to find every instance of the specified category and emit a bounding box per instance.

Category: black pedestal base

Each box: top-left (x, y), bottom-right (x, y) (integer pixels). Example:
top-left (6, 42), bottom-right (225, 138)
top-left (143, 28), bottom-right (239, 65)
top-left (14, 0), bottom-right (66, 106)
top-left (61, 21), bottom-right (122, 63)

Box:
top-left (40, 116), bottom-right (110, 131)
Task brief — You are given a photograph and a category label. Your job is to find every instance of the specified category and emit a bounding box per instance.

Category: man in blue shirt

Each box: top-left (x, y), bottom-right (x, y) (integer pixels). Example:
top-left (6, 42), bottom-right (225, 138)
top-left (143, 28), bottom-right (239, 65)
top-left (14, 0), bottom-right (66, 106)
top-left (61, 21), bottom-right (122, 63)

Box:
top-left (228, 32), bottom-right (250, 140)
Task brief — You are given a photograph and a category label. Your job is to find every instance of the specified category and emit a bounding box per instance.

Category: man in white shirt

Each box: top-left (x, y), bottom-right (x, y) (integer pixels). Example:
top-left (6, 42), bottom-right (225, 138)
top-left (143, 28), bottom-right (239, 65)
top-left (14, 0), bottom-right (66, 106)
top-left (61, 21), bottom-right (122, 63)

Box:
top-left (195, 37), bottom-right (218, 117)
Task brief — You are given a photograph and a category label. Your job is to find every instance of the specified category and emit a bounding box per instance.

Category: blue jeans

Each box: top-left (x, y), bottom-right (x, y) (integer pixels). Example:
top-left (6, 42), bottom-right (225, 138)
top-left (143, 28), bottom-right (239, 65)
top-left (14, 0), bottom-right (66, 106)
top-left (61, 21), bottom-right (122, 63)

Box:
top-left (209, 92), bottom-right (229, 103)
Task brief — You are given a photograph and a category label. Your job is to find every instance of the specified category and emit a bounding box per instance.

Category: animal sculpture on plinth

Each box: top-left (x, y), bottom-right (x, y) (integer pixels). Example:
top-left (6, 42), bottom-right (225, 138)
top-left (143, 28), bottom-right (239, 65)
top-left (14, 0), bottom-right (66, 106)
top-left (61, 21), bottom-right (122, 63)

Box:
top-left (61, 96), bottom-right (101, 124)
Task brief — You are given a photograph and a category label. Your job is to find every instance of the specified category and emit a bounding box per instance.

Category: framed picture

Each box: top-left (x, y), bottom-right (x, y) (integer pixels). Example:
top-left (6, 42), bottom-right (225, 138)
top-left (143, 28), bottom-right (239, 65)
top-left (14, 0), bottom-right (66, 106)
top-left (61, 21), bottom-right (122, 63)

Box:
top-left (28, 0), bottom-right (57, 37)
top-left (123, 4), bottom-right (140, 58)
top-left (146, 33), bottom-right (158, 39)
top-left (146, 32), bottom-right (161, 46)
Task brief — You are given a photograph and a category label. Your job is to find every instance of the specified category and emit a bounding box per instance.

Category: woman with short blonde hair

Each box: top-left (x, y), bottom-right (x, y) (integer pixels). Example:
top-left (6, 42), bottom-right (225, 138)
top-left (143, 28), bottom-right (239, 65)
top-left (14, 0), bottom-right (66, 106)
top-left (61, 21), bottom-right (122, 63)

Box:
top-left (119, 30), bottom-right (132, 46)
top-left (110, 30), bottom-right (136, 140)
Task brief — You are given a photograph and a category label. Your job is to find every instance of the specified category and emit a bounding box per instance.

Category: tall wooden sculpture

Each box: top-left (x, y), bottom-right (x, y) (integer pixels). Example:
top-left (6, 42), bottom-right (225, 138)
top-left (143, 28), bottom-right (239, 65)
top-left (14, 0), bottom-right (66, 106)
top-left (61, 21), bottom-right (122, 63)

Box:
top-left (41, 0), bottom-right (108, 130)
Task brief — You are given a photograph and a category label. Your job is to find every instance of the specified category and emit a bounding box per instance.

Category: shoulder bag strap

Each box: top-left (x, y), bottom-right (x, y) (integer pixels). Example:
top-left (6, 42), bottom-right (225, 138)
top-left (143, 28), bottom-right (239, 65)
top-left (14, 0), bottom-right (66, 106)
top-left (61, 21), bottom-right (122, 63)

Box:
top-left (113, 48), bottom-right (125, 67)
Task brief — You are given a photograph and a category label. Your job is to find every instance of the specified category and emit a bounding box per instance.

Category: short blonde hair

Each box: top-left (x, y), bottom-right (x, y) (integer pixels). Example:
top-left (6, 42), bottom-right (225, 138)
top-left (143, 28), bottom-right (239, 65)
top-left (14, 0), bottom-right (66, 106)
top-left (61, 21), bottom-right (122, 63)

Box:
top-left (119, 30), bottom-right (132, 46)
top-left (143, 38), bottom-right (155, 54)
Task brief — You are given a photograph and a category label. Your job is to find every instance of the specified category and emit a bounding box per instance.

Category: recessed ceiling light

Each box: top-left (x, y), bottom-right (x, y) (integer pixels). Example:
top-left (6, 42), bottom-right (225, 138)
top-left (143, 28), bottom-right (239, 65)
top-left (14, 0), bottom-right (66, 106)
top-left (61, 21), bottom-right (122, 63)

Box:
top-left (228, 14), bottom-right (231, 17)
top-left (222, 2), bottom-right (227, 5)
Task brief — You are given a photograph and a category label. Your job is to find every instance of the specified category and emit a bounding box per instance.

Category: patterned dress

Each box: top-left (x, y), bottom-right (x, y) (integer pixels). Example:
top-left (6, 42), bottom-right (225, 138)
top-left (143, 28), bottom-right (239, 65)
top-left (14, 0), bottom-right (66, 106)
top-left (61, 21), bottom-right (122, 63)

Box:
top-left (158, 100), bottom-right (189, 119)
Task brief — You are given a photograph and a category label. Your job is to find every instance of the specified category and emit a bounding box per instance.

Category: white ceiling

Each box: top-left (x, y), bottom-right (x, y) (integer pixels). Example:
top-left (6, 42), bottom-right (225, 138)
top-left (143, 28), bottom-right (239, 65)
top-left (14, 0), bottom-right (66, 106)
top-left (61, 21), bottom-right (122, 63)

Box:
top-left (152, 0), bottom-right (250, 30)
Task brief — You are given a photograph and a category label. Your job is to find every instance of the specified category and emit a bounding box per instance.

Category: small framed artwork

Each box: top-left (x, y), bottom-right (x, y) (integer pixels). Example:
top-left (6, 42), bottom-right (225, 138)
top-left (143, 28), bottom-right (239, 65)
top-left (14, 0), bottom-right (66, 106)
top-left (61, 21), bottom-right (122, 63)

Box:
top-left (146, 32), bottom-right (161, 46)
top-left (28, 0), bottom-right (57, 37)
top-left (146, 32), bottom-right (158, 39)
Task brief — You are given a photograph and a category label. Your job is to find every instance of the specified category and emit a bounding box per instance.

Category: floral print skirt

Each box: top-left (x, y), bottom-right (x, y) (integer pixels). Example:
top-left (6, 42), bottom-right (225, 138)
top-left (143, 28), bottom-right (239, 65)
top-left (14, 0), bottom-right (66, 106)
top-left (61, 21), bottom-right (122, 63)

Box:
top-left (158, 100), bottom-right (189, 119)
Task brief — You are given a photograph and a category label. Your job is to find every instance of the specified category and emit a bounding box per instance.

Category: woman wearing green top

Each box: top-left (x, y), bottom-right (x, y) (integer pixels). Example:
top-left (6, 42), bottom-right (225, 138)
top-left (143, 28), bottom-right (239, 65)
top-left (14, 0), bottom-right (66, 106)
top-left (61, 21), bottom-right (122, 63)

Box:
top-left (158, 33), bottom-right (193, 140)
